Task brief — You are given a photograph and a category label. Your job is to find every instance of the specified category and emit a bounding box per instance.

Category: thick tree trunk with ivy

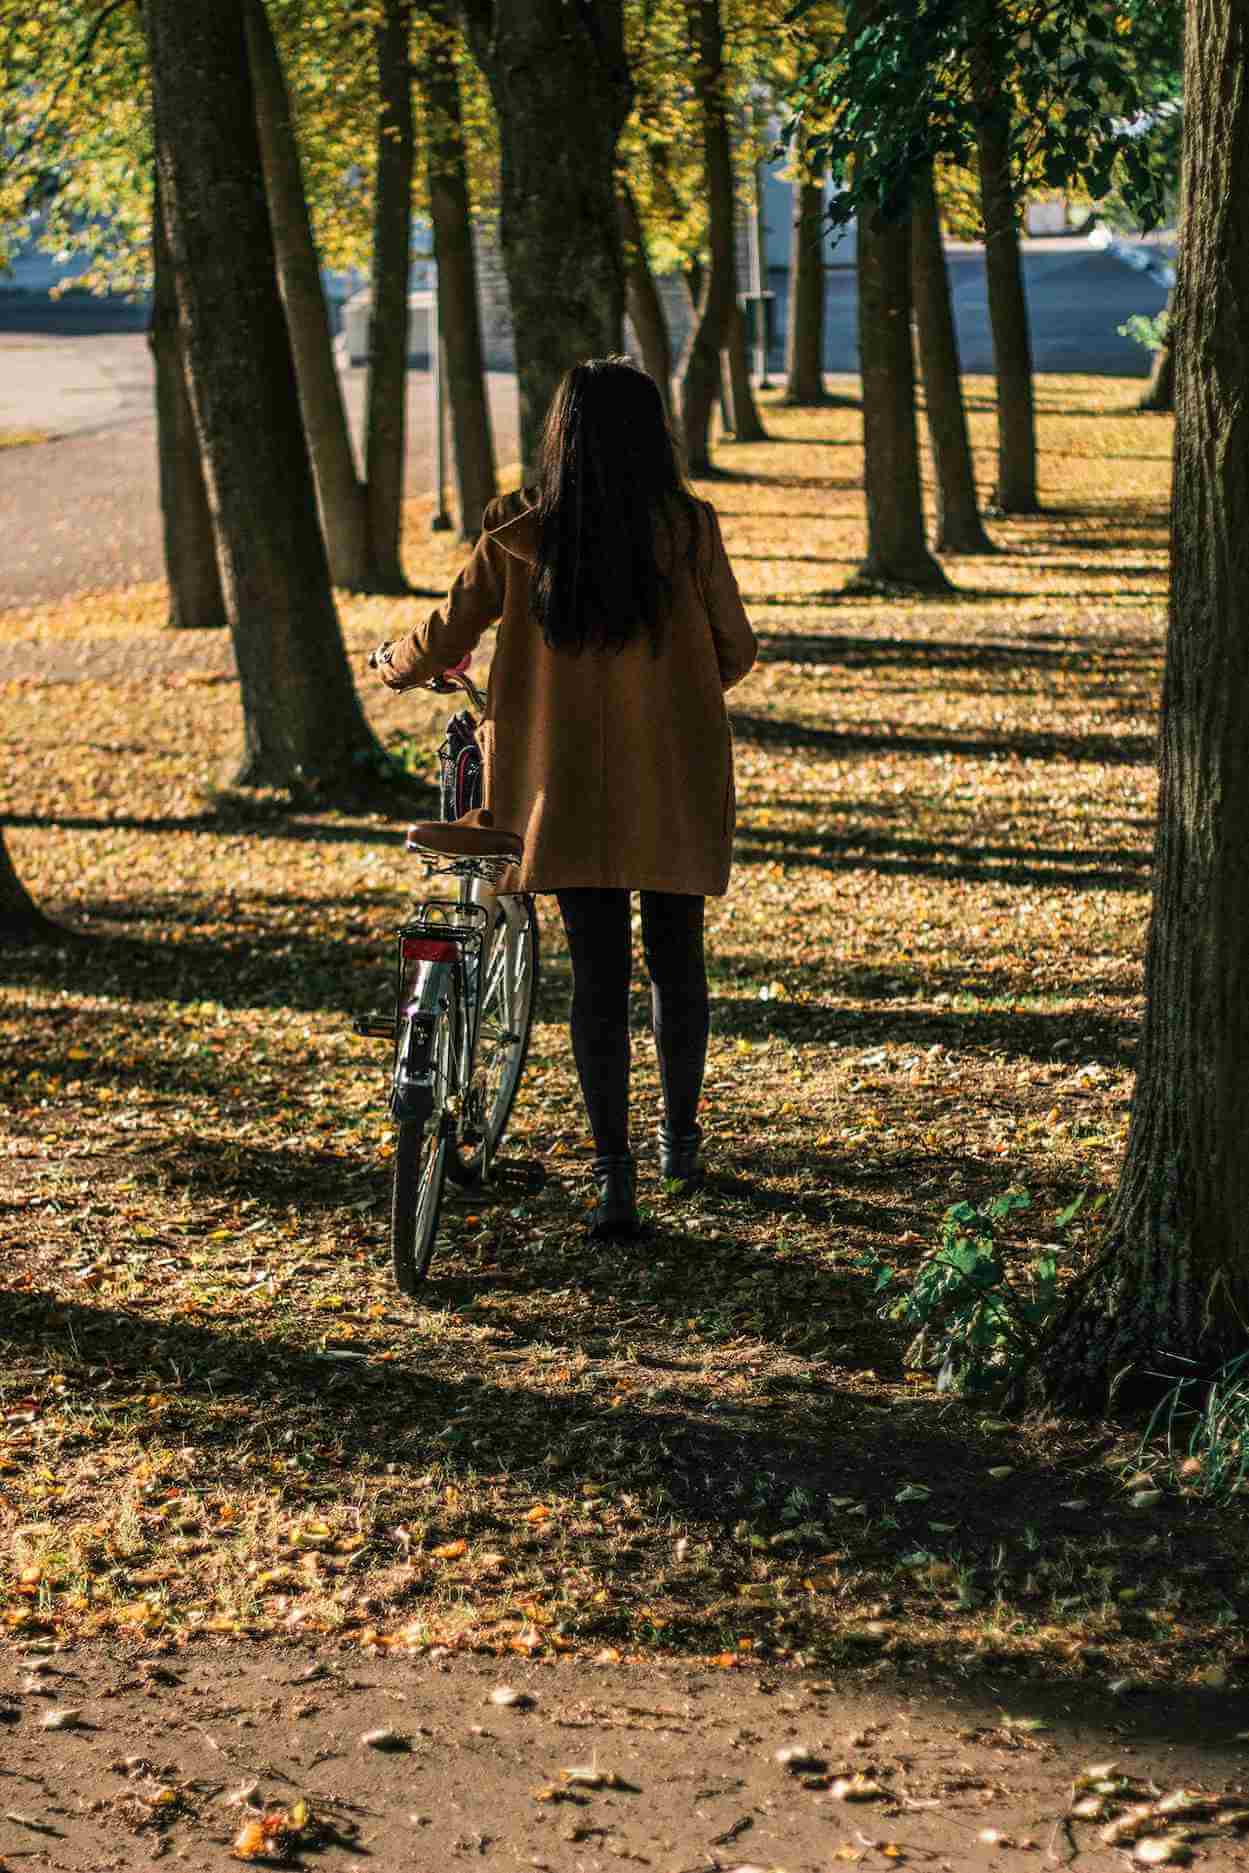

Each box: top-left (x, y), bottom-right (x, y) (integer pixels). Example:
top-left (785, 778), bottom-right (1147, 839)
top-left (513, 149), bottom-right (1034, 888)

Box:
top-left (910, 167), bottom-right (993, 555)
top-left (245, 0), bottom-right (373, 590)
top-left (1139, 289), bottom-right (1176, 412)
top-left (785, 174), bottom-right (828, 405)
top-left (854, 198), bottom-right (949, 590)
top-left (618, 181), bottom-right (673, 418)
top-left (461, 0), bottom-right (632, 475)
top-left (146, 0), bottom-right (378, 791)
top-left (721, 297), bottom-right (767, 441)
top-left (0, 828), bottom-right (57, 945)
top-left (974, 56), bottom-right (1038, 515)
top-left (421, 25), bottom-right (496, 540)
top-left (1040, 0), bottom-right (1249, 1410)
top-left (364, 0), bottom-right (415, 591)
top-left (677, 0), bottom-right (736, 474)
top-left (149, 186), bottom-right (228, 631)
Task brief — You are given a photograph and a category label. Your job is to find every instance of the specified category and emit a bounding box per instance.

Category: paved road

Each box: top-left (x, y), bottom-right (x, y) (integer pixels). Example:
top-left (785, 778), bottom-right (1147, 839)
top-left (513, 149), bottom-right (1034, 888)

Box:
top-left (0, 236), bottom-right (1169, 612)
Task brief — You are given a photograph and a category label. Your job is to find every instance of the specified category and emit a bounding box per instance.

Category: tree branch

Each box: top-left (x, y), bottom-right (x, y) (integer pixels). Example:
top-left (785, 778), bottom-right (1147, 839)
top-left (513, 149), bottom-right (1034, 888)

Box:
top-left (3, 0), bottom-right (132, 173)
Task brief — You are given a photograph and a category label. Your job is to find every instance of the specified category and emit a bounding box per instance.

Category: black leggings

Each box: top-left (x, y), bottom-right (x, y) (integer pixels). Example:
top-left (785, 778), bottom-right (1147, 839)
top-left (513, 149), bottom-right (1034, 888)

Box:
top-left (556, 889), bottom-right (709, 1159)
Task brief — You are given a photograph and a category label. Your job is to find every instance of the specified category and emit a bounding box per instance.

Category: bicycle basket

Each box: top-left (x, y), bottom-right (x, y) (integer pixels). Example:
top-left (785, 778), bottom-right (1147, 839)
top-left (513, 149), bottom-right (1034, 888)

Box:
top-left (438, 708), bottom-right (483, 822)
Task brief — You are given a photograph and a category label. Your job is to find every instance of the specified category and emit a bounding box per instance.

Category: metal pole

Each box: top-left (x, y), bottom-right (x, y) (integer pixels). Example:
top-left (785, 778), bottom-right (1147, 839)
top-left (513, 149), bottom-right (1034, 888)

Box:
top-left (751, 159), bottom-right (770, 387)
top-left (430, 277), bottom-right (452, 531)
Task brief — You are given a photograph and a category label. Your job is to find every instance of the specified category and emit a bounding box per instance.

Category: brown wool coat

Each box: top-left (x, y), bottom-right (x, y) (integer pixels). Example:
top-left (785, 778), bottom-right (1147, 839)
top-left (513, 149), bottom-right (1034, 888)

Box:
top-left (377, 492), bottom-right (757, 896)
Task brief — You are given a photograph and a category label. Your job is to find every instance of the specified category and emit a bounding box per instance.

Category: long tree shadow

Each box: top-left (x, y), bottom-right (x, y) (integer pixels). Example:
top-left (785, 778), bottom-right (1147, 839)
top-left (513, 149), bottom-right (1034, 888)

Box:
top-left (732, 821), bottom-right (1151, 893)
top-left (705, 993), bottom-right (1138, 1067)
top-left (752, 629), bottom-right (1159, 676)
top-left (5, 1281), bottom-right (1246, 1743)
top-left (0, 897), bottom-right (417, 1015)
top-left (729, 711), bottom-right (1156, 767)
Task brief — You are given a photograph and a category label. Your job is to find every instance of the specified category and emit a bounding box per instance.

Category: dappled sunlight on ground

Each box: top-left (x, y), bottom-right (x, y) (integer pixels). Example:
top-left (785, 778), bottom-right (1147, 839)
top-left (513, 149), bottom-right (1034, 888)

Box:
top-left (6, 380), bottom-right (1239, 1718)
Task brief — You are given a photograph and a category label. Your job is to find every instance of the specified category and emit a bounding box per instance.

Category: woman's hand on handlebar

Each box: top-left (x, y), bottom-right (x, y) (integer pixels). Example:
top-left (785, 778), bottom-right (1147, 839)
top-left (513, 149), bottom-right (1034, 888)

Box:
top-left (427, 653), bottom-right (473, 693)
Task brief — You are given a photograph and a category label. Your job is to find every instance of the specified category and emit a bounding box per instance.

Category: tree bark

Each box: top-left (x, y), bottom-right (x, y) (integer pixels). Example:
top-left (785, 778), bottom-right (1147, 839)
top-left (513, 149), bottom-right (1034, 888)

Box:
top-left (975, 53), bottom-right (1038, 514)
top-left (245, 0), bottom-right (373, 589)
top-left (677, 0), bottom-right (737, 475)
top-left (618, 180), bottom-right (673, 418)
top-left (853, 196), bottom-right (949, 589)
top-left (785, 173), bottom-right (828, 404)
top-left (721, 295), bottom-right (767, 440)
top-left (0, 827), bottom-right (58, 945)
top-left (149, 183), bottom-right (229, 631)
top-left (1139, 289), bottom-right (1176, 412)
top-left (1040, 0), bottom-right (1249, 1410)
top-left (910, 166), bottom-right (994, 554)
top-left (420, 23), bottom-right (496, 540)
top-left (145, 0), bottom-right (379, 792)
top-left (364, 0), bottom-right (415, 591)
top-left (462, 0), bottom-right (632, 476)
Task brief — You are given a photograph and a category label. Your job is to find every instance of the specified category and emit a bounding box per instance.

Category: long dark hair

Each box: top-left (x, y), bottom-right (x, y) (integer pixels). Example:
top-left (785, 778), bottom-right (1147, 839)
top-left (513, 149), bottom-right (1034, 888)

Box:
top-left (530, 356), bottom-right (701, 655)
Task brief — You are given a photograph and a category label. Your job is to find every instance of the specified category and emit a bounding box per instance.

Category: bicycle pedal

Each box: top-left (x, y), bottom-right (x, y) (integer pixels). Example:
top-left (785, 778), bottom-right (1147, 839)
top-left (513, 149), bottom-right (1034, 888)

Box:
top-left (354, 1014), bottom-right (396, 1039)
top-left (486, 1156), bottom-right (547, 1195)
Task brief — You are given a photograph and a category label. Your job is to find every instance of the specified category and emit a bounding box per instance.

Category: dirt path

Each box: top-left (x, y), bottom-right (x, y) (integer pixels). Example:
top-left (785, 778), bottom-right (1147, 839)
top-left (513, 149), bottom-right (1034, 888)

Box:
top-left (2, 1644), bottom-right (1246, 1871)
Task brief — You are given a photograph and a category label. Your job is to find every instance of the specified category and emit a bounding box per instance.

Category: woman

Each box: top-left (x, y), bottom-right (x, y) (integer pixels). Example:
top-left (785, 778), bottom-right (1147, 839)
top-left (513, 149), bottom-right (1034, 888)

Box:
top-left (371, 356), bottom-right (756, 1239)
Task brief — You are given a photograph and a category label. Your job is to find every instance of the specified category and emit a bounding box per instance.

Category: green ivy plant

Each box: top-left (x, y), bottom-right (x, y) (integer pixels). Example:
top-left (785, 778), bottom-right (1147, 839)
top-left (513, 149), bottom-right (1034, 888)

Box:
top-left (854, 1189), bottom-right (1095, 1395)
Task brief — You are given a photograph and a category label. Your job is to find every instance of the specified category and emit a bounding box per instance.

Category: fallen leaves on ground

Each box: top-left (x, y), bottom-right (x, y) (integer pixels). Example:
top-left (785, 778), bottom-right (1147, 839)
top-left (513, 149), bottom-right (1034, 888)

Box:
top-left (1, 379), bottom-right (1246, 1697)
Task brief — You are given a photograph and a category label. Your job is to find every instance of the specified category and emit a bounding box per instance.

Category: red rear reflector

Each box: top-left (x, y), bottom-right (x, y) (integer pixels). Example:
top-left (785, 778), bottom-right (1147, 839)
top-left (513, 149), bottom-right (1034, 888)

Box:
top-left (402, 937), bottom-right (457, 963)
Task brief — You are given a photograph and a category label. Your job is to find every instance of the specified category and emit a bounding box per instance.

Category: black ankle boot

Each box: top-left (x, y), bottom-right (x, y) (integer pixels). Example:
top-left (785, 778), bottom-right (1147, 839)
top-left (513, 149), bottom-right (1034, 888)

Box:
top-left (588, 1154), bottom-right (639, 1239)
top-left (657, 1124), bottom-right (704, 1189)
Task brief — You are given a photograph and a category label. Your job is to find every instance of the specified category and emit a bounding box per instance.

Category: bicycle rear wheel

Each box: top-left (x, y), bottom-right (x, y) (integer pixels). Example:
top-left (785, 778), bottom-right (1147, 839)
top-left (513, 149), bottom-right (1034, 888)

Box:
top-left (390, 977), bottom-right (458, 1293)
top-left (448, 895), bottom-right (539, 1185)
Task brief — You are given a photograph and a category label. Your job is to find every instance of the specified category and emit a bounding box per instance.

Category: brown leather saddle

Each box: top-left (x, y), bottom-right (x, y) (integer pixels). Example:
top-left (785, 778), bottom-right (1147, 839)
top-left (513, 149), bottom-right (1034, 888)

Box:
top-left (406, 806), bottom-right (524, 863)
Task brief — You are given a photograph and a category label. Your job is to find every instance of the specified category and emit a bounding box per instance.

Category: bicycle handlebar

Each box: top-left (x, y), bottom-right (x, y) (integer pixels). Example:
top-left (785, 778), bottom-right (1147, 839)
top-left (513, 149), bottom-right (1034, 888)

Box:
top-left (427, 668), bottom-right (487, 712)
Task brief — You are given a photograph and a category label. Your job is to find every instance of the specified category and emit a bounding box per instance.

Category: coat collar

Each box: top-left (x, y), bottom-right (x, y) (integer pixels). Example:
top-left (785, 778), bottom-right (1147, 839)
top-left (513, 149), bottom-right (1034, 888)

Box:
top-left (485, 504), bottom-right (539, 564)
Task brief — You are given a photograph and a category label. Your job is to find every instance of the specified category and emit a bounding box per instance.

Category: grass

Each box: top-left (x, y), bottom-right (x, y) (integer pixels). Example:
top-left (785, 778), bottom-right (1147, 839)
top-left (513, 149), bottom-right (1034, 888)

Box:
top-left (2, 375), bottom-right (1244, 1693)
top-left (0, 427), bottom-right (51, 450)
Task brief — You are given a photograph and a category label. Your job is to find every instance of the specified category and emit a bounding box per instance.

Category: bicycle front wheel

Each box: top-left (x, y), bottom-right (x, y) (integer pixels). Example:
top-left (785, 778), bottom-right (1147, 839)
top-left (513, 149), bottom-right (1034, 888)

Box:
top-left (449, 894), bottom-right (539, 1185)
top-left (390, 975), bottom-right (458, 1293)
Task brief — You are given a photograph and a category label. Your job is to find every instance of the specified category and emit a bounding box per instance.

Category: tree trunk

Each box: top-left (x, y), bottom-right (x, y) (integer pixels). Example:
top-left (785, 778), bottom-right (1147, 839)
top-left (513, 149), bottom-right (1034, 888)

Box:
top-left (364, 0), bottom-right (415, 591)
top-left (721, 296), bottom-right (767, 440)
top-left (245, 0), bottom-right (373, 590)
top-left (149, 183), bottom-right (229, 631)
top-left (1040, 0), bottom-right (1249, 1411)
top-left (853, 196), bottom-right (949, 589)
top-left (1139, 289), bottom-right (1176, 412)
top-left (910, 166), bottom-right (994, 554)
top-left (145, 0), bottom-right (379, 792)
top-left (462, 0), bottom-right (632, 476)
top-left (0, 827), bottom-right (58, 945)
top-left (420, 23), bottom-right (496, 540)
top-left (975, 55), bottom-right (1038, 514)
top-left (677, 0), bottom-right (737, 475)
top-left (785, 173), bottom-right (828, 404)
top-left (618, 180), bottom-right (673, 418)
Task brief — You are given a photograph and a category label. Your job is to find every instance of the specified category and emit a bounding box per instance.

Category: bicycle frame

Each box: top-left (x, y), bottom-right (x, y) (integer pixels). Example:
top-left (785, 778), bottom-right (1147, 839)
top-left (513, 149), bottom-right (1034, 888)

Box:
top-left (391, 870), bottom-right (528, 1179)
top-left (390, 896), bottom-right (489, 1131)
top-left (356, 666), bottom-right (528, 1186)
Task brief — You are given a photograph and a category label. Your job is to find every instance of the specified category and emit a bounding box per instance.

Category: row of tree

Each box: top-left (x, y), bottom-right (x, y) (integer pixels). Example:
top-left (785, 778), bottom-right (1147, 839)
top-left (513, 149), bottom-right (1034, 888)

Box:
top-left (5, 1), bottom-right (1182, 628)
top-left (4, 0), bottom-right (1249, 1427)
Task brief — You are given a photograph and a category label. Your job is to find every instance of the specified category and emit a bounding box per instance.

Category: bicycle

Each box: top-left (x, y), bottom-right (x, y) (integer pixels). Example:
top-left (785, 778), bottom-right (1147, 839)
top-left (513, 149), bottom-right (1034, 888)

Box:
top-left (355, 670), bottom-right (540, 1294)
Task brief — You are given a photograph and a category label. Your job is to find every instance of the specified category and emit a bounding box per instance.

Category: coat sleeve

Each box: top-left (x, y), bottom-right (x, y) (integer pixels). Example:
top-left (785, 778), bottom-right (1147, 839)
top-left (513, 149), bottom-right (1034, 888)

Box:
top-left (700, 501), bottom-right (757, 692)
top-left (375, 529), bottom-right (508, 691)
